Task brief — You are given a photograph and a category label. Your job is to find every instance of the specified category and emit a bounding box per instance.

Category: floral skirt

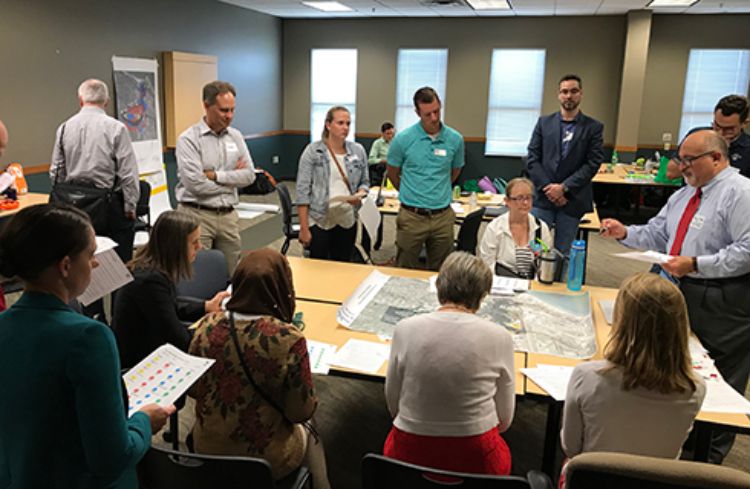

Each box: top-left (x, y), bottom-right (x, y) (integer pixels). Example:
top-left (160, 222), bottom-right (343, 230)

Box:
top-left (383, 425), bottom-right (511, 476)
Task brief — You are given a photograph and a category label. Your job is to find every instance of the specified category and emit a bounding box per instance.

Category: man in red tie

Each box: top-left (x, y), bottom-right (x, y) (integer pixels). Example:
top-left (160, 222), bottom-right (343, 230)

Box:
top-left (601, 129), bottom-right (750, 464)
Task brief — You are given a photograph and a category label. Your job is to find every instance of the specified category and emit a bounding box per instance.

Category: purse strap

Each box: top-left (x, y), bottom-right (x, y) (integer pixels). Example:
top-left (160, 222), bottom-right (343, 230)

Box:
top-left (326, 142), bottom-right (353, 194)
top-left (54, 124), bottom-right (67, 186)
top-left (228, 312), bottom-right (291, 422)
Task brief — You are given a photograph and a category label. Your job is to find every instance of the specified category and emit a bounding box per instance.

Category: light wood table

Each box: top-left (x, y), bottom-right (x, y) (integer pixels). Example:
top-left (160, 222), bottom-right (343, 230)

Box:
top-left (288, 256), bottom-right (435, 304)
top-left (0, 192), bottom-right (49, 220)
top-left (296, 299), bottom-right (527, 394)
top-left (592, 163), bottom-right (679, 187)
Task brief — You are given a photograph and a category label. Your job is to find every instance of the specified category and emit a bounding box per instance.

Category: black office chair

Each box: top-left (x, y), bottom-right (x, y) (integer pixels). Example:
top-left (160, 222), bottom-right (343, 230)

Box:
top-left (138, 445), bottom-right (311, 489)
top-left (455, 207), bottom-right (486, 254)
top-left (563, 452), bottom-right (750, 489)
top-left (175, 249), bottom-right (230, 300)
top-left (276, 183), bottom-right (300, 255)
top-left (134, 180), bottom-right (152, 233)
top-left (362, 454), bottom-right (552, 489)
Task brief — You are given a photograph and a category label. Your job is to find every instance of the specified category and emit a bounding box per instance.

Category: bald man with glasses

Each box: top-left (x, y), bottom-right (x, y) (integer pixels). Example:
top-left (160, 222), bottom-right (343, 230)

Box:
top-left (601, 129), bottom-right (750, 464)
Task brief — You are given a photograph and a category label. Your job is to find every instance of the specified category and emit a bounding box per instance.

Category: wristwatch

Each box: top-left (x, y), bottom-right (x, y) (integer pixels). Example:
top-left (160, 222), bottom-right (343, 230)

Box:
top-left (691, 256), bottom-right (698, 273)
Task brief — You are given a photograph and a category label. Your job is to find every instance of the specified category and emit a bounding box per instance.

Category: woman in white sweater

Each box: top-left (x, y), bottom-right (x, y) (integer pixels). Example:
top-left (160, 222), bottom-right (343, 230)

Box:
top-left (561, 272), bottom-right (706, 465)
top-left (384, 252), bottom-right (516, 475)
top-left (479, 177), bottom-right (553, 278)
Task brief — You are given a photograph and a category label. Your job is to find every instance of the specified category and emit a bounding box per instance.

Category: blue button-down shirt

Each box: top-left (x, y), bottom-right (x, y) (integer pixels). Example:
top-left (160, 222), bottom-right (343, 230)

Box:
top-left (621, 166), bottom-right (750, 279)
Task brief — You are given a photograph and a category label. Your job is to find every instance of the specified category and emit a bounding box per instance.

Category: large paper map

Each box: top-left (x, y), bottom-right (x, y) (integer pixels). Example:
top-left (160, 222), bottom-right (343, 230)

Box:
top-left (337, 271), bottom-right (597, 359)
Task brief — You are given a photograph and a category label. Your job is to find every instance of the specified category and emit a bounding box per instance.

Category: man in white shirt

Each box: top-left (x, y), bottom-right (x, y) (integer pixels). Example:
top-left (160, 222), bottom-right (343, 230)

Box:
top-left (176, 81), bottom-right (255, 274)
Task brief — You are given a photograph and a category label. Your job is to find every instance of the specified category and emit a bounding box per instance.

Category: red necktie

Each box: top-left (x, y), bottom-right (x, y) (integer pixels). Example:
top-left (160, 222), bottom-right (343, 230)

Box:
top-left (669, 187), bottom-right (702, 256)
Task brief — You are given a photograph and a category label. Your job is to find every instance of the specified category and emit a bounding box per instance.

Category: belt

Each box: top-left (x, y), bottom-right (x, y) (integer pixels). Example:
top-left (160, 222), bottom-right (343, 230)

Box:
top-left (181, 202), bottom-right (235, 214)
top-left (401, 204), bottom-right (450, 216)
top-left (680, 272), bottom-right (750, 287)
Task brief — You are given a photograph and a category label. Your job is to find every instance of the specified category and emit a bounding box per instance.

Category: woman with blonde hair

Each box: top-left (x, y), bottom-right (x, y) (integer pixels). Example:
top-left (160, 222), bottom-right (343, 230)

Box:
top-left (385, 251), bottom-right (516, 475)
top-left (296, 106), bottom-right (369, 261)
top-left (561, 272), bottom-right (706, 461)
top-left (479, 177), bottom-right (552, 278)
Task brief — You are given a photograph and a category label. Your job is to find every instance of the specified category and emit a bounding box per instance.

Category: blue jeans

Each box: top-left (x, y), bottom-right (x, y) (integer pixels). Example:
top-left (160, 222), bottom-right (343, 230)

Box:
top-left (532, 207), bottom-right (581, 281)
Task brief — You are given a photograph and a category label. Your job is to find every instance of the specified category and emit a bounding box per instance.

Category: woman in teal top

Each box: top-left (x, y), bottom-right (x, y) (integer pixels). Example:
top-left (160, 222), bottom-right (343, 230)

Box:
top-left (0, 204), bottom-right (173, 488)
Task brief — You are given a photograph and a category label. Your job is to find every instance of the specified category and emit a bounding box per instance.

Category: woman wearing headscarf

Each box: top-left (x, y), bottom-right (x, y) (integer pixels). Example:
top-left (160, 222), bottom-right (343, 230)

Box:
top-left (188, 248), bottom-right (330, 488)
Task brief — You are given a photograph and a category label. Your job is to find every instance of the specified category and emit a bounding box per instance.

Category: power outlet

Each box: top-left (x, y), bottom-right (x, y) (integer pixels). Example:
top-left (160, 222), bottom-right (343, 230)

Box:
top-left (272, 155), bottom-right (279, 164)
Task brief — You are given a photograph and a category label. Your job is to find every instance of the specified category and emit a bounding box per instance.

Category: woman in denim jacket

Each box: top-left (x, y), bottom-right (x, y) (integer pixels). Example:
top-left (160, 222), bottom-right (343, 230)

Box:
top-left (296, 106), bottom-right (369, 261)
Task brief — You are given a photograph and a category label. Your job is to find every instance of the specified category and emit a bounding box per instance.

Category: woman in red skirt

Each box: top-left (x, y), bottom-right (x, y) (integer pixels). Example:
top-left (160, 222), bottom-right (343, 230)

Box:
top-left (384, 251), bottom-right (515, 475)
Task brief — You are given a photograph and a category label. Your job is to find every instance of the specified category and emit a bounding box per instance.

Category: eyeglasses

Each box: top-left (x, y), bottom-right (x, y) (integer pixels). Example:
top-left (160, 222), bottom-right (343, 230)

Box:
top-left (671, 151), bottom-right (714, 168)
top-left (506, 195), bottom-right (533, 203)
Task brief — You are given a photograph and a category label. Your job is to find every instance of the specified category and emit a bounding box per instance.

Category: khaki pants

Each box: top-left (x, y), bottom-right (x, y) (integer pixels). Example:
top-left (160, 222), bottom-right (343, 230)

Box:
top-left (396, 207), bottom-right (455, 270)
top-left (178, 204), bottom-right (241, 274)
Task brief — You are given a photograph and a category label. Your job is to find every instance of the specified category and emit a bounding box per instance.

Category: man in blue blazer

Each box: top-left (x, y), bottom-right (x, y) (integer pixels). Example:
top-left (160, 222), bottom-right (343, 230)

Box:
top-left (526, 74), bottom-right (604, 278)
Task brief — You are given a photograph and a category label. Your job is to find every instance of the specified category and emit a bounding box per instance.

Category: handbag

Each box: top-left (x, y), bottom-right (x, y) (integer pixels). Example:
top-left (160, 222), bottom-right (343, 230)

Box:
top-left (48, 123), bottom-right (117, 234)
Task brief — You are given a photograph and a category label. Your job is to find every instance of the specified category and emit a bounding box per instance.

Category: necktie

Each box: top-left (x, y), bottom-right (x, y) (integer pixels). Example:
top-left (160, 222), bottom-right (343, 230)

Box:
top-left (669, 187), bottom-right (702, 256)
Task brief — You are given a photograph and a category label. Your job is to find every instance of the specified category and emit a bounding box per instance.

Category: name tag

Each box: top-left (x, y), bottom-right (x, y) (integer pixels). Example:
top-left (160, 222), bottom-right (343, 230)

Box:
top-left (434, 148), bottom-right (447, 157)
top-left (690, 214), bottom-right (704, 230)
top-left (225, 141), bottom-right (239, 152)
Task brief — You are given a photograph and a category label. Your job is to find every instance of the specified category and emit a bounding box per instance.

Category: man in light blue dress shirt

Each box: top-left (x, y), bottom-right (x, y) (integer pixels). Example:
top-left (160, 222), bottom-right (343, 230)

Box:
top-left (601, 129), bottom-right (750, 463)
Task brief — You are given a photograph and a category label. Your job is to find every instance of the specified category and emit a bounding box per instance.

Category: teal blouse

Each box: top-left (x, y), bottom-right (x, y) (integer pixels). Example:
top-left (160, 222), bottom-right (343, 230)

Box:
top-left (0, 292), bottom-right (151, 488)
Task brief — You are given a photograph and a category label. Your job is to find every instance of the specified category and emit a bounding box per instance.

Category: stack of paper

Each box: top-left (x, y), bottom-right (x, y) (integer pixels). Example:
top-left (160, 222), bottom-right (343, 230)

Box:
top-left (78, 237), bottom-right (134, 306)
top-left (613, 250), bottom-right (670, 264)
top-left (330, 339), bottom-right (390, 374)
top-left (521, 364), bottom-right (575, 401)
top-left (307, 340), bottom-right (338, 375)
top-left (492, 276), bottom-right (530, 295)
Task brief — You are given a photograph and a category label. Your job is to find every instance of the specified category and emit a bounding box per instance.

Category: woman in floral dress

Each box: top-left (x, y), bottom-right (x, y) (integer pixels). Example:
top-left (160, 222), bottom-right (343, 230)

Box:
top-left (188, 248), bottom-right (330, 488)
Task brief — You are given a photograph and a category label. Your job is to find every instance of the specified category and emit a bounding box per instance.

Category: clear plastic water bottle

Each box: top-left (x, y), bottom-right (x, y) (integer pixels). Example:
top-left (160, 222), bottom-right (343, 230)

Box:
top-left (469, 192), bottom-right (477, 208)
top-left (567, 240), bottom-right (586, 291)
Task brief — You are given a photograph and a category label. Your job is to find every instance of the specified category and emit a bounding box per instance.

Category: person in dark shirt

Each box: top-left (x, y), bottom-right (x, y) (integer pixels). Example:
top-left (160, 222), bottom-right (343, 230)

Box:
top-left (112, 210), bottom-right (229, 368)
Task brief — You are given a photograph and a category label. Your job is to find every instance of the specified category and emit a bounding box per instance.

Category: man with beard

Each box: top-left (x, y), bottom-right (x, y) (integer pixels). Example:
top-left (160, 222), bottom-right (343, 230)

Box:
top-left (525, 74), bottom-right (604, 279)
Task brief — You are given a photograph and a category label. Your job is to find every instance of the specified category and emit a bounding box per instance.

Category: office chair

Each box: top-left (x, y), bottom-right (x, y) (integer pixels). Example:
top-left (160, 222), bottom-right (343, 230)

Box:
top-left (563, 452), bottom-right (750, 489)
top-left (455, 207), bottom-right (486, 254)
top-left (175, 249), bottom-right (230, 300)
top-left (134, 180), bottom-right (152, 233)
top-left (138, 445), bottom-right (311, 489)
top-left (362, 453), bottom-right (552, 489)
top-left (276, 183), bottom-right (300, 255)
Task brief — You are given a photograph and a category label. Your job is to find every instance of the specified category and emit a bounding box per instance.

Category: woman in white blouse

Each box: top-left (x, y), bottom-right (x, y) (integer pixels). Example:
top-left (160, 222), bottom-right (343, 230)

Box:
top-left (384, 252), bottom-right (516, 475)
top-left (296, 106), bottom-right (369, 261)
top-left (479, 177), bottom-right (553, 278)
top-left (561, 272), bottom-right (705, 468)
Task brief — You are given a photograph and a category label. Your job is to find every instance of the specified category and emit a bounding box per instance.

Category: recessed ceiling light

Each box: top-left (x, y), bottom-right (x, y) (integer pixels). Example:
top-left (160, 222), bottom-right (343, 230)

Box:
top-left (647, 0), bottom-right (698, 7)
top-left (465, 0), bottom-right (511, 10)
top-left (301, 1), bottom-right (353, 12)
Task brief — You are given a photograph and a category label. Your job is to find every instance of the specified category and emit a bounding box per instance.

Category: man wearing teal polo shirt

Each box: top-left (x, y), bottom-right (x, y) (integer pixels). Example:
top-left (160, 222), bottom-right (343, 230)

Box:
top-left (387, 87), bottom-right (464, 270)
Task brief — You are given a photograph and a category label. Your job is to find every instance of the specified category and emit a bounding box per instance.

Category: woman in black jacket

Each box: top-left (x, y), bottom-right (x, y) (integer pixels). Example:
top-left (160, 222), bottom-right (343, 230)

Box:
top-left (112, 210), bottom-right (228, 367)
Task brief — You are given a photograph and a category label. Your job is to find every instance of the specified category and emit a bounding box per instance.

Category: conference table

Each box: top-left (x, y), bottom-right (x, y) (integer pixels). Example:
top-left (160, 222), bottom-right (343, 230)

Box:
top-left (0, 192), bottom-right (48, 221)
top-left (287, 256), bottom-right (750, 476)
top-left (592, 163), bottom-right (681, 217)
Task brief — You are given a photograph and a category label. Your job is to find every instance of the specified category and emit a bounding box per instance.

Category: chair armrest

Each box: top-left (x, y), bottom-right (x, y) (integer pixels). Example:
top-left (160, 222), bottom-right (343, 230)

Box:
top-left (527, 470), bottom-right (553, 489)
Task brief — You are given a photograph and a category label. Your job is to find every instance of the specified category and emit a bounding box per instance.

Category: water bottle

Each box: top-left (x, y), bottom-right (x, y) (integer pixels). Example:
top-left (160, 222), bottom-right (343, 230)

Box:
top-left (469, 192), bottom-right (477, 208)
top-left (453, 185), bottom-right (461, 200)
top-left (567, 240), bottom-right (586, 291)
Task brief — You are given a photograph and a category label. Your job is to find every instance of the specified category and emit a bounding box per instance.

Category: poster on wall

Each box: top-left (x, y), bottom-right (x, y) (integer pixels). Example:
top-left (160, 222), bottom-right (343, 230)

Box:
top-left (111, 56), bottom-right (163, 175)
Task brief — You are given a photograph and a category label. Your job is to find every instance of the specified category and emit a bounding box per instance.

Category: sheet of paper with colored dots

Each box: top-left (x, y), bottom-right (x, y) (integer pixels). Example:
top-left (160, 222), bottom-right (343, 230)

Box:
top-left (123, 343), bottom-right (214, 417)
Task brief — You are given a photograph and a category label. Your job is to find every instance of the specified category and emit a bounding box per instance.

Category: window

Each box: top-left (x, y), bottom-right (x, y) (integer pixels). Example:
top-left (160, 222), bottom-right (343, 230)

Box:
top-left (485, 49), bottom-right (546, 156)
top-left (395, 49), bottom-right (448, 131)
top-left (679, 49), bottom-right (750, 141)
top-left (310, 49), bottom-right (358, 143)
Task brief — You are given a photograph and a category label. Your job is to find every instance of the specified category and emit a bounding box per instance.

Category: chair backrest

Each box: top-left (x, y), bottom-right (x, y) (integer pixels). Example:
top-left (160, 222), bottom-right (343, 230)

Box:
top-left (175, 249), bottom-right (230, 300)
top-left (362, 454), bottom-right (533, 489)
top-left (136, 180), bottom-right (152, 218)
top-left (564, 452), bottom-right (750, 489)
top-left (138, 445), bottom-right (278, 489)
top-left (276, 183), bottom-right (295, 229)
top-left (456, 207), bottom-right (486, 254)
